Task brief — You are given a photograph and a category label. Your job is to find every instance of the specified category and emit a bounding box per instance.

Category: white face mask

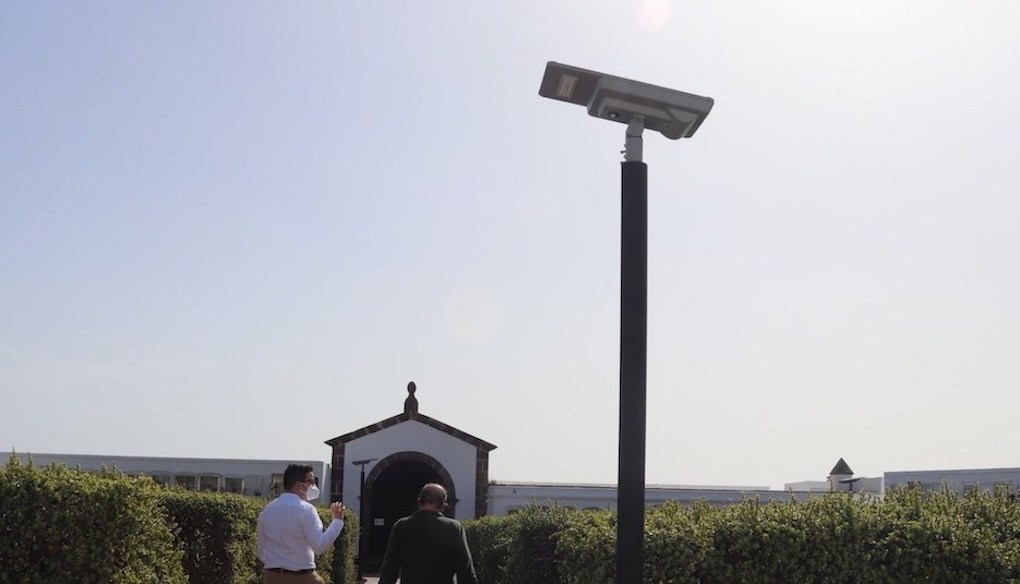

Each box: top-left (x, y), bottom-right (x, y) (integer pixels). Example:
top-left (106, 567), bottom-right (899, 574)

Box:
top-left (305, 483), bottom-right (321, 501)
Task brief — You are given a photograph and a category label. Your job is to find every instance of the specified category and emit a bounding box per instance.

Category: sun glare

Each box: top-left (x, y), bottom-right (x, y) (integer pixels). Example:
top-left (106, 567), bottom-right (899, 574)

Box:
top-left (638, 0), bottom-right (674, 32)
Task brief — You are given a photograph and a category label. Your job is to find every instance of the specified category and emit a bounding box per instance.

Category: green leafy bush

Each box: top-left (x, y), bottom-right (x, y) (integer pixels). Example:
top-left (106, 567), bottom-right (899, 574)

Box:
top-left (1, 454), bottom-right (357, 584)
top-left (556, 507), bottom-right (615, 584)
top-left (502, 506), bottom-right (574, 584)
top-left (465, 489), bottom-right (1020, 584)
top-left (327, 502), bottom-right (358, 584)
top-left (0, 455), bottom-right (186, 584)
top-left (160, 490), bottom-right (264, 584)
top-left (465, 513), bottom-right (516, 584)
top-left (159, 487), bottom-right (356, 584)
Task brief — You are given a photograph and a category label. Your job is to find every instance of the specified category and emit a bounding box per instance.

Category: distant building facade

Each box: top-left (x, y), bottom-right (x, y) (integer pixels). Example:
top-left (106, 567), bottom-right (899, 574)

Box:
top-left (487, 481), bottom-right (813, 515)
top-left (10, 452), bottom-right (325, 498)
top-left (885, 466), bottom-right (1020, 495)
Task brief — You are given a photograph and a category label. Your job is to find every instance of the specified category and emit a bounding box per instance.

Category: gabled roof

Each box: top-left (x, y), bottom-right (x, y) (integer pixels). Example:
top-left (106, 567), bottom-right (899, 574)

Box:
top-left (829, 457), bottom-right (854, 476)
top-left (324, 381), bottom-right (497, 452)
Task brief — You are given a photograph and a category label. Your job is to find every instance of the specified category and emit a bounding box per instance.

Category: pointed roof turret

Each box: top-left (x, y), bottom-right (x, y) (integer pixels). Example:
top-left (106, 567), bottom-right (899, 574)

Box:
top-left (829, 458), bottom-right (854, 476)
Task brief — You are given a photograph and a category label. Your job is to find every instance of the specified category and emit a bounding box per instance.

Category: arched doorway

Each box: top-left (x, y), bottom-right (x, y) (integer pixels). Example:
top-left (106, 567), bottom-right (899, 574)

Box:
top-left (361, 452), bottom-right (456, 572)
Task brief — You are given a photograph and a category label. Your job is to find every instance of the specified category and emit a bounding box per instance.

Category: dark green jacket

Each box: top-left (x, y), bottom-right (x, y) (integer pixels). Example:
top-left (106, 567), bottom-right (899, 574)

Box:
top-left (378, 510), bottom-right (478, 584)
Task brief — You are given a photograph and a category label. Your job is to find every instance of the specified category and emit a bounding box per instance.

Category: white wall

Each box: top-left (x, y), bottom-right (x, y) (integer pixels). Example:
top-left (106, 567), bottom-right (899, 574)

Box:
top-left (885, 467), bottom-right (1020, 495)
top-left (487, 482), bottom-right (819, 515)
top-left (11, 452), bottom-right (327, 498)
top-left (784, 480), bottom-right (829, 492)
top-left (341, 420), bottom-right (478, 519)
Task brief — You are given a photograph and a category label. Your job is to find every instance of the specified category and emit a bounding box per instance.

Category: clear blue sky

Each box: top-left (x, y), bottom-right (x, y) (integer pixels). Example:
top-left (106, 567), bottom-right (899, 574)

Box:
top-left (3, 1), bottom-right (1019, 490)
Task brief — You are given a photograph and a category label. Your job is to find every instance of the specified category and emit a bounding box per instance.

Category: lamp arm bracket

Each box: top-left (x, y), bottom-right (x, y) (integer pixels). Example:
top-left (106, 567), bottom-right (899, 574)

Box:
top-left (623, 115), bottom-right (644, 162)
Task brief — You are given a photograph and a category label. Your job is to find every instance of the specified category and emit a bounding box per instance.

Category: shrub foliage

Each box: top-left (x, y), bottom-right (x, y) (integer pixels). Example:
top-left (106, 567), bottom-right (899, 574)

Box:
top-left (0, 454), bottom-right (357, 584)
top-left (0, 455), bottom-right (186, 584)
top-left (466, 489), bottom-right (1020, 584)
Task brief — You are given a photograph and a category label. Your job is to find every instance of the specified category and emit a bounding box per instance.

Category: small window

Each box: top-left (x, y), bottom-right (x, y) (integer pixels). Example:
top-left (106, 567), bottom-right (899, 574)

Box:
top-left (199, 475), bottom-right (219, 492)
top-left (224, 478), bottom-right (244, 494)
top-left (270, 474), bottom-right (285, 495)
top-left (176, 475), bottom-right (197, 490)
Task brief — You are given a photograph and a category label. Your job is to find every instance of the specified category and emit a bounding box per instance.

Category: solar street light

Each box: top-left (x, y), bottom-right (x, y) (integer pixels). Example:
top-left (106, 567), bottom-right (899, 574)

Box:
top-left (539, 61), bottom-right (714, 584)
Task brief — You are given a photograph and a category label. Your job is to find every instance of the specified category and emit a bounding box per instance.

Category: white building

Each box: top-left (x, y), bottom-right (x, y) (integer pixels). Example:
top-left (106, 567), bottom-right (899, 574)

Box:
top-left (10, 451), bottom-right (326, 498)
top-left (324, 382), bottom-right (496, 570)
top-left (885, 466), bottom-right (1020, 495)
top-left (487, 481), bottom-right (812, 515)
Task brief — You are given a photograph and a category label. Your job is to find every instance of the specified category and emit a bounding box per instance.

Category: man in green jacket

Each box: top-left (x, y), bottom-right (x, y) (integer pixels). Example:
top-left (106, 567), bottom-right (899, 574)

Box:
top-left (378, 483), bottom-right (478, 584)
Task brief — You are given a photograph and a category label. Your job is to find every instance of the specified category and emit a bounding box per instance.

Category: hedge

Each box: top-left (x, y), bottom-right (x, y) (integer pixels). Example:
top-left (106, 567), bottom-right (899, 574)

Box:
top-left (161, 489), bottom-right (357, 584)
top-left (0, 456), bottom-right (186, 584)
top-left (465, 489), bottom-right (1020, 583)
top-left (464, 513), bottom-right (515, 584)
top-left (160, 490), bottom-right (266, 584)
top-left (9, 453), bottom-right (1017, 583)
top-left (1, 455), bottom-right (358, 584)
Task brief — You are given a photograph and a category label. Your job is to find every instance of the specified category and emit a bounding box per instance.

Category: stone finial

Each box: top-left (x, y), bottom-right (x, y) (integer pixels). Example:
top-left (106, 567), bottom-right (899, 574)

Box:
top-left (404, 381), bottom-right (419, 416)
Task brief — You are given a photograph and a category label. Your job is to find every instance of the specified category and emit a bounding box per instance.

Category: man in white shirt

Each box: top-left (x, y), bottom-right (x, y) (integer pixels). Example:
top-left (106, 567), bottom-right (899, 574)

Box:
top-left (257, 464), bottom-right (346, 583)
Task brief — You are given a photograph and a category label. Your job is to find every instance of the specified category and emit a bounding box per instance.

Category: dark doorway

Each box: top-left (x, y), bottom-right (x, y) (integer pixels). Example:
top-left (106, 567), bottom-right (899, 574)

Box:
top-left (363, 460), bottom-right (443, 572)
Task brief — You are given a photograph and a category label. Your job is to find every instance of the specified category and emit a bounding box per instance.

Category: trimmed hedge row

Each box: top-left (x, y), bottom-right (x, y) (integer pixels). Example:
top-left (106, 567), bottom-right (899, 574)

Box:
top-left (161, 489), bottom-right (357, 584)
top-left (160, 490), bottom-right (268, 584)
top-left (0, 456), bottom-right (186, 584)
top-left (465, 489), bottom-right (1020, 584)
top-left (1, 455), bottom-right (357, 584)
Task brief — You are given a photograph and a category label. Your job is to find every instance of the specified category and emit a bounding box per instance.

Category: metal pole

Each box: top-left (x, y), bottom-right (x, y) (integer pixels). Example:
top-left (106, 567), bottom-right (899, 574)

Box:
top-left (617, 120), bottom-right (648, 584)
top-left (358, 465), bottom-right (366, 581)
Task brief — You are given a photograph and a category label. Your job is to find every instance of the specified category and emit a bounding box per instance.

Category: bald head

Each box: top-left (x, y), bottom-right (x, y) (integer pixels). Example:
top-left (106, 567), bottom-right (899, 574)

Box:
top-left (418, 483), bottom-right (448, 510)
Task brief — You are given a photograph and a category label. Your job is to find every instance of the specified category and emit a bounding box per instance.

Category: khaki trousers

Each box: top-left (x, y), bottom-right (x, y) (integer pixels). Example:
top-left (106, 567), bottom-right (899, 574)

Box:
top-left (262, 570), bottom-right (324, 584)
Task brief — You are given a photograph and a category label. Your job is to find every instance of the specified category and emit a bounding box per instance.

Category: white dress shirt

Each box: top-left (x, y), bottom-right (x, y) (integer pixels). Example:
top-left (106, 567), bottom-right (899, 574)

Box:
top-left (257, 492), bottom-right (345, 570)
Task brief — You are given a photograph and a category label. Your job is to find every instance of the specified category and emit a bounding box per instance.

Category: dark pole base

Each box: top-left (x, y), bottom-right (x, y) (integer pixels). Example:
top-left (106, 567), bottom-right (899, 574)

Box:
top-left (617, 160), bottom-right (648, 584)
